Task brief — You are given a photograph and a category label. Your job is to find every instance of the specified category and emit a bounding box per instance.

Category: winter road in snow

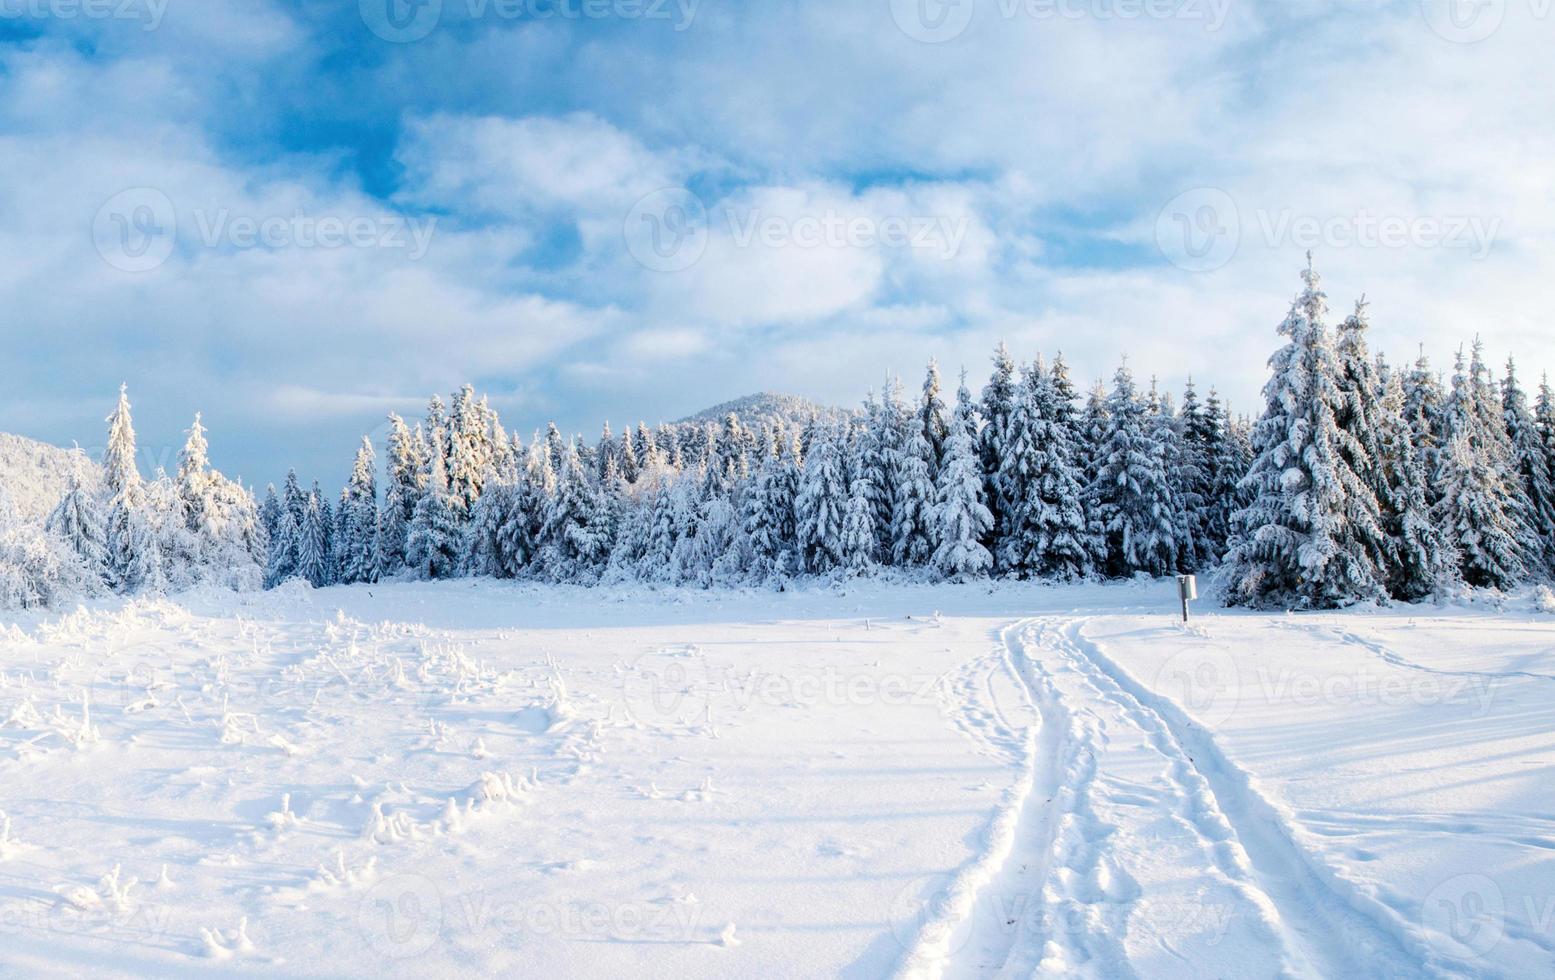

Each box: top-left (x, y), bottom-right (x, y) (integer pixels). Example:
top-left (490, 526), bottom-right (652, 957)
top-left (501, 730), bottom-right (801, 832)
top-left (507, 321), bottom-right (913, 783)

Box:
top-left (2, 579), bottom-right (1552, 978)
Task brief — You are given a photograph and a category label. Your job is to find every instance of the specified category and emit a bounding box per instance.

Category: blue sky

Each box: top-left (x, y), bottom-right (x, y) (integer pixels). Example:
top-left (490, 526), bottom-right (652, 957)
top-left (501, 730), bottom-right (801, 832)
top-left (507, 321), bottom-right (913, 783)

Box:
top-left (1, 0), bottom-right (1552, 487)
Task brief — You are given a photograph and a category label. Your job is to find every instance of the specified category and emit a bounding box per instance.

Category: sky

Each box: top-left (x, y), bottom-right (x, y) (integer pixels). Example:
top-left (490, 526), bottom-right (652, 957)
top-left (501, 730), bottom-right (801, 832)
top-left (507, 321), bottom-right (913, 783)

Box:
top-left (1, 0), bottom-right (1552, 488)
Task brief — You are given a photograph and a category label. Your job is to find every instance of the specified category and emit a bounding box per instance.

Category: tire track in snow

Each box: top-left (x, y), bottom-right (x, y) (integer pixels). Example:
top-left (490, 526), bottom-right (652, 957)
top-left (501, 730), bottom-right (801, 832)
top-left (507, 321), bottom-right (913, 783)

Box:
top-left (895, 620), bottom-right (1068, 979)
top-left (1065, 620), bottom-right (1470, 979)
top-left (899, 619), bottom-right (1136, 979)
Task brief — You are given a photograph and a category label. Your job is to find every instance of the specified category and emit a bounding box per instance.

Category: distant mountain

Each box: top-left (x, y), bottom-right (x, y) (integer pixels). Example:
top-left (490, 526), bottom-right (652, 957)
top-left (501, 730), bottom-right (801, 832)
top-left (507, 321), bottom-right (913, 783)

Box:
top-left (0, 433), bottom-right (100, 523)
top-left (675, 392), bottom-right (852, 430)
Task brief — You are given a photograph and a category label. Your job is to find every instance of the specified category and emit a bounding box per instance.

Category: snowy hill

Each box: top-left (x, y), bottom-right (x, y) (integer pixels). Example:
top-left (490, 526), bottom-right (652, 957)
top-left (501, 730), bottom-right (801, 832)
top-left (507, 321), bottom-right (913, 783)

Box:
top-left (0, 432), bottom-right (100, 522)
top-left (674, 392), bottom-right (852, 429)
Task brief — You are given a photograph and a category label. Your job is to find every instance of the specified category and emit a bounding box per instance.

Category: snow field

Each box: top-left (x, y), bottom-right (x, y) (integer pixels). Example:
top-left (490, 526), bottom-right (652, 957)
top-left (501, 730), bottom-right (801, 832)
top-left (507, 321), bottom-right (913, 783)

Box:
top-left (1, 578), bottom-right (1552, 978)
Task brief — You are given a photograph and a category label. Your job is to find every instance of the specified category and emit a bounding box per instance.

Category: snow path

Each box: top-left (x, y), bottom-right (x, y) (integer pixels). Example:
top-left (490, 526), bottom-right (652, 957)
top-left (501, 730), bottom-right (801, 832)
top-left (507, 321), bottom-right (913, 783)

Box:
top-left (1066, 620), bottom-right (1469, 979)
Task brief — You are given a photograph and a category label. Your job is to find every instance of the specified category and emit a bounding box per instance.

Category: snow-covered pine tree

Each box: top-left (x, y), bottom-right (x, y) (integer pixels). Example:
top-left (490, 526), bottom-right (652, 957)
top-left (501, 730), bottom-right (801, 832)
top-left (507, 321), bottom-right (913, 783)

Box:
top-left (1403, 348), bottom-right (1448, 507)
top-left (380, 414), bottom-right (421, 572)
top-left (1178, 379), bottom-right (1217, 570)
top-left (619, 425), bottom-right (640, 484)
top-left (405, 452), bottom-right (460, 580)
top-left (1503, 358), bottom-right (1555, 570)
top-left (103, 384), bottom-right (140, 500)
top-left (993, 361), bottom-right (1041, 575)
top-left (446, 384), bottom-right (492, 524)
top-left (313, 482), bottom-right (337, 586)
top-left (338, 437), bottom-right (380, 584)
top-left (1225, 257), bottom-right (1389, 608)
top-left (541, 443), bottom-right (609, 581)
top-left (639, 477), bottom-right (678, 583)
top-left (841, 477), bottom-right (878, 573)
top-left (1376, 370), bottom-right (1455, 600)
top-left (175, 413), bottom-right (213, 535)
top-left (260, 484), bottom-right (281, 544)
top-left (2, 491), bottom-right (98, 609)
top-left (295, 491), bottom-right (330, 588)
top-left (931, 374), bottom-right (993, 579)
top-left (1200, 388), bottom-right (1240, 562)
top-left (743, 445), bottom-right (797, 575)
top-left (46, 473), bottom-right (109, 586)
top-left (891, 425), bottom-right (936, 568)
top-left (795, 426), bottom-right (848, 572)
top-left (1026, 362), bottom-right (1093, 579)
top-left (101, 385), bottom-right (145, 590)
top-left (980, 343), bottom-right (1019, 547)
top-left (1092, 363), bottom-right (1177, 578)
top-left (919, 360), bottom-right (949, 477)
top-left (1433, 343), bottom-right (1531, 589)
top-left (1078, 380), bottom-right (1111, 572)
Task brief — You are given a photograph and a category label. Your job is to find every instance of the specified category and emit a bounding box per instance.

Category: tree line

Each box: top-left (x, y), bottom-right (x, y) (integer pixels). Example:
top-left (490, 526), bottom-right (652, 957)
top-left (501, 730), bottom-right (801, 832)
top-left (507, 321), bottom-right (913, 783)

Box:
top-left (8, 256), bottom-right (1552, 610)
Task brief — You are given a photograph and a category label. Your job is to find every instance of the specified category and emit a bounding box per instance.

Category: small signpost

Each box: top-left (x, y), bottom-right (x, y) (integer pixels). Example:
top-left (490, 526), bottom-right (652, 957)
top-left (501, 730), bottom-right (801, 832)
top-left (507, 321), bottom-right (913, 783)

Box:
top-left (1176, 574), bottom-right (1198, 623)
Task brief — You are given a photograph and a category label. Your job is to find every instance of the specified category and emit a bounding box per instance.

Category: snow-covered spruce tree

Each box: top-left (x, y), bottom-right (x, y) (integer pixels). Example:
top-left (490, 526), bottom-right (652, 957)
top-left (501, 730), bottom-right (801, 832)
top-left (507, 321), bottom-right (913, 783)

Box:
top-left (260, 484), bottom-right (281, 544)
top-left (101, 385), bottom-right (146, 591)
top-left (931, 374), bottom-right (993, 579)
top-left (919, 360), bottom-right (949, 477)
top-left (980, 343), bottom-right (1019, 549)
top-left (1433, 343), bottom-right (1530, 589)
top-left (313, 482), bottom-right (337, 586)
top-left (1376, 370), bottom-right (1456, 600)
top-left (1, 491), bottom-right (98, 609)
top-left (1503, 359), bottom-right (1555, 569)
top-left (1151, 385), bottom-right (1197, 573)
top-left (103, 384), bottom-right (140, 501)
top-left (639, 477), bottom-right (678, 583)
top-left (446, 384), bottom-right (491, 525)
top-left (891, 426), bottom-right (936, 568)
top-left (1225, 258), bottom-right (1389, 608)
top-left (743, 443), bottom-right (798, 577)
top-left (175, 413), bottom-right (212, 534)
top-left (619, 425), bottom-right (640, 484)
top-left (841, 476), bottom-right (878, 574)
top-left (405, 452), bottom-right (460, 580)
top-left (540, 443), bottom-right (610, 582)
top-left (1179, 379), bottom-right (1218, 569)
top-left (294, 491), bottom-right (330, 588)
top-left (992, 361), bottom-right (1040, 575)
top-left (795, 426), bottom-right (848, 573)
top-left (1092, 363), bottom-right (1177, 578)
top-left (1077, 380), bottom-right (1112, 573)
top-left (378, 414), bottom-right (421, 572)
top-left (1403, 347), bottom-right (1448, 506)
top-left (1028, 363), bottom-right (1094, 579)
top-left (337, 437), bottom-right (380, 585)
top-left (46, 472), bottom-right (109, 586)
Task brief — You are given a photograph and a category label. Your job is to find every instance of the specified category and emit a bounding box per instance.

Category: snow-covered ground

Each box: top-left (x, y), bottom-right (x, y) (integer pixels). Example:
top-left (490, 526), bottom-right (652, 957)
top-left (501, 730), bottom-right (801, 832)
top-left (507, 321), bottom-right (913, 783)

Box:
top-left (1, 579), bottom-right (1552, 978)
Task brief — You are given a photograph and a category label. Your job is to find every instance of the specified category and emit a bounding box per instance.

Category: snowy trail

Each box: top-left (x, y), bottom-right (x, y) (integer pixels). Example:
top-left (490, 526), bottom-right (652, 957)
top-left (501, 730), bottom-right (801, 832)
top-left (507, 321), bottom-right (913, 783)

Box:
top-left (1065, 620), bottom-right (1467, 979)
